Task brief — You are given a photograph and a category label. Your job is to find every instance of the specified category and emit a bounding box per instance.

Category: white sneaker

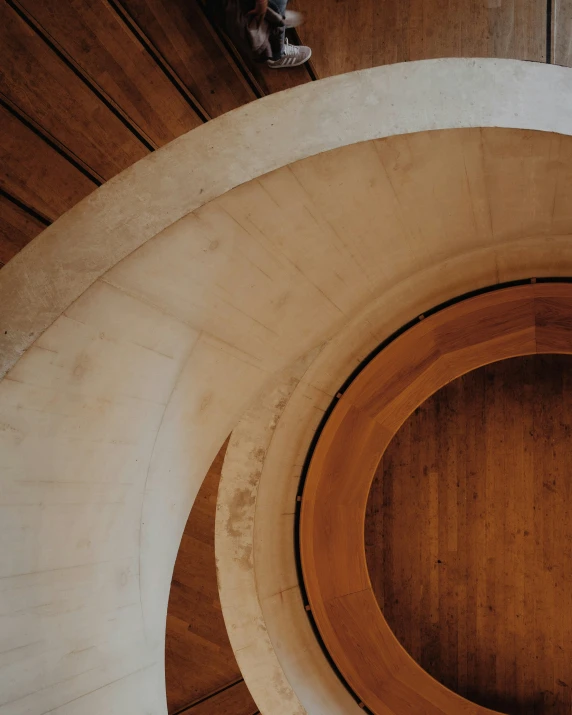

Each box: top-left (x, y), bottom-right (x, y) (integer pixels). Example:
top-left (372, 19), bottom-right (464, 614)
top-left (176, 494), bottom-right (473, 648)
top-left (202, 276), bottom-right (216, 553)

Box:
top-left (267, 40), bottom-right (312, 68)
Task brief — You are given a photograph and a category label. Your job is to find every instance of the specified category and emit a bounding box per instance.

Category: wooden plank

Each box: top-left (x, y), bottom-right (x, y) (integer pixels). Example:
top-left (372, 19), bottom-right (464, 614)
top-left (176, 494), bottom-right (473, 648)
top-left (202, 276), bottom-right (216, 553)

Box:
top-left (166, 439), bottom-right (257, 714)
top-left (487, 0), bottom-right (547, 61)
top-left (117, 0), bottom-right (257, 116)
top-left (292, 0), bottom-right (375, 75)
top-left (0, 104), bottom-right (97, 222)
top-left (0, 194), bottom-right (47, 267)
top-left (366, 354), bottom-right (572, 712)
top-left (183, 681), bottom-right (258, 715)
top-left (294, 0), bottom-right (547, 78)
top-left (534, 283), bottom-right (572, 352)
top-left (13, 0), bottom-right (204, 147)
top-left (0, 1), bottom-right (148, 181)
top-left (554, 0), bottom-right (572, 66)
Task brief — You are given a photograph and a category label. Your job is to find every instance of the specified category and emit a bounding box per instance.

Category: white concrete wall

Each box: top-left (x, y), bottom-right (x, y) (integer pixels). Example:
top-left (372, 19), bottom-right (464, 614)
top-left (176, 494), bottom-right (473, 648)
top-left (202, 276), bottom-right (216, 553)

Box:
top-left (2, 61), bottom-right (572, 715)
top-left (218, 243), bottom-right (572, 715)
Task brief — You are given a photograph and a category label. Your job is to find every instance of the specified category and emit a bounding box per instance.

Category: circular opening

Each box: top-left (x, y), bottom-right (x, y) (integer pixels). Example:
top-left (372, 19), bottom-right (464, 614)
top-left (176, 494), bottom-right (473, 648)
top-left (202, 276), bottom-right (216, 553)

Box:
top-left (365, 354), bottom-right (572, 715)
top-left (299, 282), bottom-right (572, 715)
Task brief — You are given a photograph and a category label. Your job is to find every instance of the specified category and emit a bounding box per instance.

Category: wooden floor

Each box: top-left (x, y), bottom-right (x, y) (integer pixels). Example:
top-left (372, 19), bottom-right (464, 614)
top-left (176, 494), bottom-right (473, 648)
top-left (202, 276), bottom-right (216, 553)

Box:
top-left (366, 354), bottom-right (572, 715)
top-left (2, 0), bottom-right (572, 267)
top-left (166, 439), bottom-right (258, 715)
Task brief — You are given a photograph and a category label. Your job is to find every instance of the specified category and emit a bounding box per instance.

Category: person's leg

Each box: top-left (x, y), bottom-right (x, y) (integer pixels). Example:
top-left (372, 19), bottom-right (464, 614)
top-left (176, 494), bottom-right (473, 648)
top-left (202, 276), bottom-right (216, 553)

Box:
top-left (268, 0), bottom-right (287, 15)
top-left (265, 0), bottom-right (311, 68)
top-left (268, 0), bottom-right (287, 59)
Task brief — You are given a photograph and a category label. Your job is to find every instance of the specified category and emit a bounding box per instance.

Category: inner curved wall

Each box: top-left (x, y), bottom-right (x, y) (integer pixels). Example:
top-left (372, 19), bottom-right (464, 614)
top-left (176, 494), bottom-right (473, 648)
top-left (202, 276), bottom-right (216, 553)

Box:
top-left (219, 280), bottom-right (572, 715)
top-left (3, 63), bottom-right (572, 715)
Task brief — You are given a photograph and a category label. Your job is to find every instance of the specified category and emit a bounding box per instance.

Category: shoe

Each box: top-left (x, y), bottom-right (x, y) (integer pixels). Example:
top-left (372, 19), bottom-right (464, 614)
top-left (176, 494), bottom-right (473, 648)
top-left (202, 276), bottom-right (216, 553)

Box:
top-left (284, 10), bottom-right (303, 28)
top-left (267, 40), bottom-right (311, 68)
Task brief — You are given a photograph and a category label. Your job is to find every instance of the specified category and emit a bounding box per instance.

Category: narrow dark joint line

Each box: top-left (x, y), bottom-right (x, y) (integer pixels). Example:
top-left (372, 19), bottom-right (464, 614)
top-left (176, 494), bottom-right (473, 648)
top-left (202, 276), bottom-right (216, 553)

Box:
top-left (0, 188), bottom-right (51, 226)
top-left (6, 0), bottom-right (156, 153)
top-left (546, 0), bottom-right (553, 63)
top-left (109, 0), bottom-right (211, 123)
top-left (0, 95), bottom-right (102, 186)
top-left (196, 0), bottom-right (265, 99)
top-left (171, 678), bottom-right (245, 715)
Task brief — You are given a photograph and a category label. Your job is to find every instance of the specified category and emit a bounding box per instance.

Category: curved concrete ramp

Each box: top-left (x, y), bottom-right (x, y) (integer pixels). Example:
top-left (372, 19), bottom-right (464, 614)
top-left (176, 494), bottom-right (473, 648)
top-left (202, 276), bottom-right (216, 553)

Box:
top-left (2, 60), bottom-right (572, 715)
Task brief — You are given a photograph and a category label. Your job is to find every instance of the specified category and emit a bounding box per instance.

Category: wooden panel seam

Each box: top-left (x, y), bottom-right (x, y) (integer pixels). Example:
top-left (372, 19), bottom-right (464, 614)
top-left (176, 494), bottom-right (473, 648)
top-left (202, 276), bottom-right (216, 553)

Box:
top-left (7, 0), bottom-right (157, 153)
top-left (0, 187), bottom-right (51, 228)
top-left (171, 678), bottom-right (259, 715)
top-left (547, 0), bottom-right (554, 63)
top-left (110, 0), bottom-right (212, 122)
top-left (0, 94), bottom-right (102, 187)
top-left (195, 0), bottom-right (265, 98)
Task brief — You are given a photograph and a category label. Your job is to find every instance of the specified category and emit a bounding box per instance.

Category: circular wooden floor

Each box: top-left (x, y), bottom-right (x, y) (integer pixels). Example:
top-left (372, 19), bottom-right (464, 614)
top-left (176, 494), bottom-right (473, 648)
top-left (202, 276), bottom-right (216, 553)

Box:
top-left (299, 282), bottom-right (572, 715)
top-left (366, 354), bottom-right (572, 715)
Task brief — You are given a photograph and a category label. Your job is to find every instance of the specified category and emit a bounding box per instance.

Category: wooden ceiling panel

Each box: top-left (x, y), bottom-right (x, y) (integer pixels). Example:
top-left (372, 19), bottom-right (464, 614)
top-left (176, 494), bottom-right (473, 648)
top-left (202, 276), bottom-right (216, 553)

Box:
top-left (0, 194), bottom-right (47, 267)
top-left (12, 0), bottom-right (204, 147)
top-left (294, 0), bottom-right (547, 78)
top-left (0, 1), bottom-right (148, 180)
top-left (554, 0), bottom-right (572, 66)
top-left (117, 0), bottom-right (257, 117)
top-left (488, 0), bottom-right (547, 61)
top-left (0, 104), bottom-right (96, 221)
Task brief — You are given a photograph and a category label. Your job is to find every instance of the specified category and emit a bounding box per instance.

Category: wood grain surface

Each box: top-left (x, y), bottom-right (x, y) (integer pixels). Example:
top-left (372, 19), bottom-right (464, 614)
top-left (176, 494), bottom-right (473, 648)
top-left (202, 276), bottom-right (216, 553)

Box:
top-left (553, 0), bottom-right (572, 66)
top-left (116, 0), bottom-right (257, 118)
top-left (14, 0), bottom-right (205, 145)
top-left (0, 103), bottom-right (97, 221)
top-left (181, 680), bottom-right (259, 715)
top-left (293, 0), bottom-right (547, 78)
top-left (165, 439), bottom-right (258, 714)
top-left (300, 283), bottom-right (572, 715)
top-left (0, 1), bottom-right (148, 181)
top-left (366, 354), bottom-right (572, 714)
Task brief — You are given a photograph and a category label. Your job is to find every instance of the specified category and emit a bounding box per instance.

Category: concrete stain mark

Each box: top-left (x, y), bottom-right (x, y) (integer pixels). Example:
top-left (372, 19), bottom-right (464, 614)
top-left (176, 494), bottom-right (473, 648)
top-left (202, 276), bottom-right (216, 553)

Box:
top-left (72, 354), bottom-right (92, 379)
top-left (217, 354), bottom-right (330, 715)
top-left (271, 671), bottom-right (301, 707)
top-left (199, 391), bottom-right (213, 413)
top-left (225, 483), bottom-right (258, 540)
top-left (249, 446), bottom-right (266, 464)
top-left (222, 359), bottom-right (317, 547)
top-left (69, 646), bottom-right (96, 656)
top-left (0, 421), bottom-right (25, 444)
top-left (238, 543), bottom-right (253, 571)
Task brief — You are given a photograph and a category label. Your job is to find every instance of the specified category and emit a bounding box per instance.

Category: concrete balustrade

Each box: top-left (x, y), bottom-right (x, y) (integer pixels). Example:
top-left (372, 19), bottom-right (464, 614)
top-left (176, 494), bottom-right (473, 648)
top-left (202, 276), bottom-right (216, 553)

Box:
top-left (2, 60), bottom-right (572, 714)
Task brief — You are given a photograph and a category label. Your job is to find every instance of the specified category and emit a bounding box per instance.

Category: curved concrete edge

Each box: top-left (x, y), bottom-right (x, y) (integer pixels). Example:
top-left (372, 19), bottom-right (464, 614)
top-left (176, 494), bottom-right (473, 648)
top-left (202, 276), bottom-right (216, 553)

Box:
top-left (3, 59), bottom-right (572, 376)
top-left (217, 238), bottom-right (572, 715)
top-left (216, 353), bottom-right (317, 715)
